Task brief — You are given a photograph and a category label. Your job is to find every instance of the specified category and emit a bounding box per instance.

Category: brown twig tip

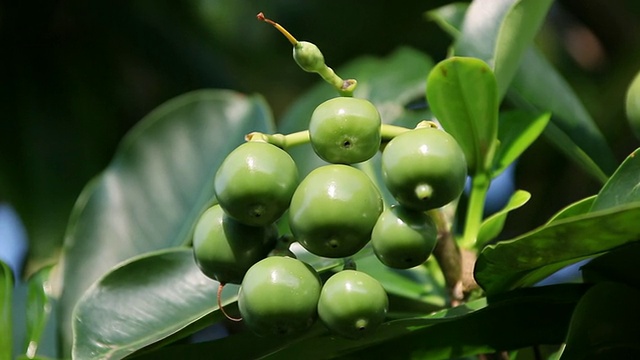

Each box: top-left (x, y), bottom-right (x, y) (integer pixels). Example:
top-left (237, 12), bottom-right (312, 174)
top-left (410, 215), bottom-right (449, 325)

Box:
top-left (256, 12), bottom-right (276, 26)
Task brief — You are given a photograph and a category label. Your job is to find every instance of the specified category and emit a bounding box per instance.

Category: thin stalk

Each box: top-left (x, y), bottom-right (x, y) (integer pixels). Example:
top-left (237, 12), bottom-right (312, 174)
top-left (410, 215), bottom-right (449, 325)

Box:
top-left (380, 124), bottom-right (411, 141)
top-left (245, 130), bottom-right (310, 150)
top-left (256, 12), bottom-right (297, 45)
top-left (460, 172), bottom-right (491, 249)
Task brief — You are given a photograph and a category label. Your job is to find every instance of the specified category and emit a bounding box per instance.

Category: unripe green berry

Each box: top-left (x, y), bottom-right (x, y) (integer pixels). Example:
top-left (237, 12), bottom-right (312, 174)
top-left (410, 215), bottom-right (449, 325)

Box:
top-left (214, 141), bottom-right (298, 226)
top-left (289, 165), bottom-right (383, 258)
top-left (317, 270), bottom-right (388, 339)
top-left (309, 97), bottom-right (382, 164)
top-left (192, 204), bottom-right (278, 284)
top-left (238, 256), bottom-right (322, 336)
top-left (382, 127), bottom-right (467, 211)
top-left (371, 205), bottom-right (437, 269)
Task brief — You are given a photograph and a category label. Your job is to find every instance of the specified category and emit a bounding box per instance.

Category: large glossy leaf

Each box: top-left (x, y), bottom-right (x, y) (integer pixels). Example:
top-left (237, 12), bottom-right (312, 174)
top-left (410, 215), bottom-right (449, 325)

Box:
top-left (493, 110), bottom-right (550, 177)
top-left (455, 0), bottom-right (553, 100)
top-left (278, 46), bottom-right (434, 177)
top-left (561, 282), bottom-right (640, 359)
top-left (132, 284), bottom-right (585, 360)
top-left (475, 203), bottom-right (640, 295)
top-left (73, 248), bottom-right (231, 360)
top-left (477, 189), bottom-right (531, 247)
top-left (429, 2), bottom-right (617, 182)
top-left (590, 147), bottom-right (640, 212)
top-left (426, 57), bottom-right (499, 174)
top-left (57, 89), bottom-right (274, 354)
top-left (0, 260), bottom-right (12, 360)
top-left (625, 70), bottom-right (640, 141)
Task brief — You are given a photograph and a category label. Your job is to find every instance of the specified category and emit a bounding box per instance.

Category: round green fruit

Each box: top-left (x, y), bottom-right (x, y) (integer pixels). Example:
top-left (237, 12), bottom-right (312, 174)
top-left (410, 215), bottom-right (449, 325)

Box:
top-left (214, 141), bottom-right (298, 226)
top-left (238, 256), bottom-right (322, 336)
top-left (371, 205), bottom-right (438, 269)
top-left (317, 270), bottom-right (388, 339)
top-left (192, 204), bottom-right (278, 284)
top-left (289, 165), bottom-right (383, 258)
top-left (381, 127), bottom-right (467, 211)
top-left (309, 97), bottom-right (381, 164)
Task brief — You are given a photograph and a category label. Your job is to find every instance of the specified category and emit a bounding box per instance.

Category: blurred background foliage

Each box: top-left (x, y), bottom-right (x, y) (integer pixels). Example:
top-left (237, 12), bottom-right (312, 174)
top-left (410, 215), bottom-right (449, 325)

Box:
top-left (1, 0), bottom-right (640, 277)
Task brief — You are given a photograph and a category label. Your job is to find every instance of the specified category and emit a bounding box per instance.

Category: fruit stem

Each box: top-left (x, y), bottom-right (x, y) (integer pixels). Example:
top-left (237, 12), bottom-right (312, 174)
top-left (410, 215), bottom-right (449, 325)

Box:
top-left (257, 12), bottom-right (298, 45)
top-left (217, 283), bottom-right (242, 322)
top-left (460, 172), bottom-right (491, 249)
top-left (316, 66), bottom-right (357, 97)
top-left (380, 124), bottom-right (411, 142)
top-left (245, 130), bottom-right (310, 149)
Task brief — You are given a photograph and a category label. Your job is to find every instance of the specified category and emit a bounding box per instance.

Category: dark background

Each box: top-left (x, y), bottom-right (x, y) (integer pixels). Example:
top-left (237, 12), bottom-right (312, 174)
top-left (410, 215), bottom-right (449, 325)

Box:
top-left (2, 0), bottom-right (639, 275)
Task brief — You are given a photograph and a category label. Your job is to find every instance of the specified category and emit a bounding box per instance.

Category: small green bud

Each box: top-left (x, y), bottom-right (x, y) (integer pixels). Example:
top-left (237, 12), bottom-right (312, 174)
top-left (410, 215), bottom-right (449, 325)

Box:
top-left (294, 41), bottom-right (325, 73)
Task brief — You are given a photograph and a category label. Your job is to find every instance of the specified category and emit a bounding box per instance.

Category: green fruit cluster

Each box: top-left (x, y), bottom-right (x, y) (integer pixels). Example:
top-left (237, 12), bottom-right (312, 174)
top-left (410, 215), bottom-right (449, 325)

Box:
top-left (192, 94), bottom-right (467, 339)
top-left (191, 13), bottom-right (469, 340)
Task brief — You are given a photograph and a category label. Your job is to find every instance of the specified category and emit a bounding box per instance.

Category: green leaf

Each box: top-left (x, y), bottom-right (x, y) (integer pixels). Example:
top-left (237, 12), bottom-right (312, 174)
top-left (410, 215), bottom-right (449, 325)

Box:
top-left (625, 70), bottom-right (640, 141)
top-left (279, 47), bottom-right (435, 177)
top-left (590, 148), bottom-right (640, 212)
top-left (493, 110), bottom-right (550, 177)
top-left (508, 49), bottom-right (616, 182)
top-left (0, 260), bottom-right (12, 360)
top-left (581, 241), bottom-right (640, 289)
top-left (132, 284), bottom-right (585, 360)
top-left (546, 196), bottom-right (596, 224)
top-left (24, 266), bottom-right (54, 359)
top-left (426, 57), bottom-right (499, 174)
top-left (477, 190), bottom-right (531, 247)
top-left (493, 0), bottom-right (554, 100)
top-left (57, 89), bottom-right (274, 354)
top-left (561, 282), bottom-right (640, 359)
top-left (425, 2), bottom-right (469, 38)
top-left (455, 0), bottom-right (554, 100)
top-left (73, 248), bottom-right (233, 360)
top-left (430, 0), bottom-right (616, 182)
top-left (475, 203), bottom-right (640, 295)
